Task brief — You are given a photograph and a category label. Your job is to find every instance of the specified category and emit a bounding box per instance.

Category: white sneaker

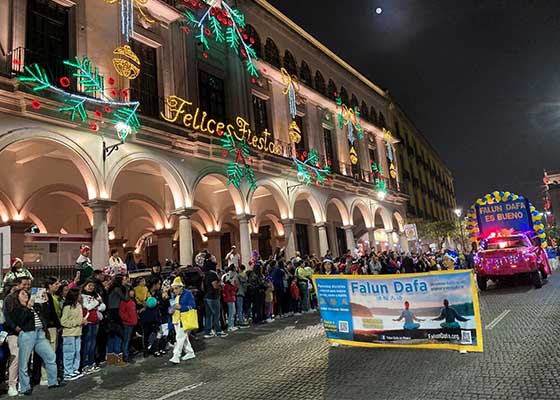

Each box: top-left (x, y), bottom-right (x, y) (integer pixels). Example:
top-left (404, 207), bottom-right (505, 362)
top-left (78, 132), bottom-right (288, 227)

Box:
top-left (294, 312), bottom-right (303, 316)
top-left (227, 326), bottom-right (239, 332)
top-left (169, 356), bottom-right (180, 364)
top-left (181, 353), bottom-right (196, 361)
top-left (7, 386), bottom-right (17, 397)
top-left (40, 379), bottom-right (49, 386)
top-left (203, 331), bottom-right (216, 339)
top-left (265, 318), bottom-right (274, 323)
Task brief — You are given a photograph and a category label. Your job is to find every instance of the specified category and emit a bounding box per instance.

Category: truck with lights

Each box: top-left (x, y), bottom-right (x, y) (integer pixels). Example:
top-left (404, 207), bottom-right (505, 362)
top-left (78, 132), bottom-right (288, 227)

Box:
top-left (466, 191), bottom-right (551, 290)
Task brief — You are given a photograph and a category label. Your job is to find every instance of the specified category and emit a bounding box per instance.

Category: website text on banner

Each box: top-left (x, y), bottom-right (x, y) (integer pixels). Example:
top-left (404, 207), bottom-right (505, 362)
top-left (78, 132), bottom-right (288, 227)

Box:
top-left (312, 270), bottom-right (483, 352)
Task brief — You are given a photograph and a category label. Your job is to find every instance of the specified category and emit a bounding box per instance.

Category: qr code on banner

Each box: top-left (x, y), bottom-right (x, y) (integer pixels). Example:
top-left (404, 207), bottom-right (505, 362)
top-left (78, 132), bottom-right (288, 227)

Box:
top-left (461, 330), bottom-right (472, 344)
top-left (338, 320), bottom-right (349, 333)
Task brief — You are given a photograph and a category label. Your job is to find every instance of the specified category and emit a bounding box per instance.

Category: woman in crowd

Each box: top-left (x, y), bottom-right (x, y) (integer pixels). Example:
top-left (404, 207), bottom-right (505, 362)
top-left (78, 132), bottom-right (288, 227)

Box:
top-left (8, 289), bottom-right (62, 395)
top-left (106, 275), bottom-right (129, 366)
top-left (169, 278), bottom-right (196, 364)
top-left (81, 279), bottom-right (104, 374)
top-left (60, 288), bottom-right (85, 381)
top-left (119, 288), bottom-right (138, 363)
top-left (124, 251), bottom-right (137, 273)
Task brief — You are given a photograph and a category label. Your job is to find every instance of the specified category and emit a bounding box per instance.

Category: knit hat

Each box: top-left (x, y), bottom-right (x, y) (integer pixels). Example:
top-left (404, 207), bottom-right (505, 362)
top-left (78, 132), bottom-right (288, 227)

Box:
top-left (11, 257), bottom-right (23, 269)
top-left (171, 277), bottom-right (184, 288)
top-left (80, 245), bottom-right (90, 255)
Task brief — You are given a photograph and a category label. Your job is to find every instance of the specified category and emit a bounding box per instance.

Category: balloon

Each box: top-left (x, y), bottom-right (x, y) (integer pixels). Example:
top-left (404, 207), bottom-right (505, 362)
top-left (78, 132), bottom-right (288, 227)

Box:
top-left (146, 296), bottom-right (157, 308)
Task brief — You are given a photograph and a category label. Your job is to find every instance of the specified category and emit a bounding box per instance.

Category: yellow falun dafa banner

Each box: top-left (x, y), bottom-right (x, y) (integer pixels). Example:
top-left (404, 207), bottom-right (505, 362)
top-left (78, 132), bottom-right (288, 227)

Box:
top-left (312, 270), bottom-right (484, 352)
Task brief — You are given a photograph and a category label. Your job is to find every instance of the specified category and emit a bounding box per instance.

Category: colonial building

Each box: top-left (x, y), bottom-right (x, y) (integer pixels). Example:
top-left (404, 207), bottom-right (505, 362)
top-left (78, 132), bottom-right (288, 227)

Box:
top-left (0, 0), bottom-right (455, 269)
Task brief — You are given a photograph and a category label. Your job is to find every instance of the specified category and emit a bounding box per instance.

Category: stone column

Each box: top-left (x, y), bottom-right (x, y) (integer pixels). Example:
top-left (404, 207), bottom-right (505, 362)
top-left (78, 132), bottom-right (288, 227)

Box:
top-left (367, 227), bottom-right (376, 251)
top-left (205, 232), bottom-right (222, 264)
top-left (172, 207), bottom-right (198, 266)
top-left (343, 225), bottom-right (355, 250)
top-left (386, 230), bottom-right (395, 250)
top-left (235, 214), bottom-right (255, 267)
top-left (84, 199), bottom-right (117, 269)
top-left (315, 223), bottom-right (329, 258)
top-left (399, 233), bottom-right (410, 253)
top-left (154, 228), bottom-right (176, 264)
top-left (281, 218), bottom-right (296, 259)
top-left (1, 221), bottom-right (32, 261)
top-left (328, 223), bottom-right (338, 256)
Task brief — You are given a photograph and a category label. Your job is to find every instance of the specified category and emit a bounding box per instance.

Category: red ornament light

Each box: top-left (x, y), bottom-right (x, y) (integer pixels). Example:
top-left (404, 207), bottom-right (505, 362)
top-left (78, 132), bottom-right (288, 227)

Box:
top-left (202, 52), bottom-right (208, 59)
top-left (249, 38), bottom-right (255, 44)
top-left (108, 77), bottom-right (115, 85)
top-left (327, 159), bottom-right (332, 166)
top-left (197, 1), bottom-right (203, 8)
top-left (89, 122), bottom-right (99, 132)
top-left (190, 0), bottom-right (196, 6)
top-left (59, 76), bottom-right (71, 88)
top-left (262, 68), bottom-right (267, 73)
top-left (210, 8), bottom-right (216, 16)
top-left (121, 89), bottom-right (129, 98)
top-left (182, 26), bottom-right (190, 34)
top-left (295, 151), bottom-right (299, 158)
top-left (302, 151), bottom-right (308, 159)
top-left (243, 34), bottom-right (248, 40)
top-left (104, 106), bottom-right (111, 113)
top-left (110, 89), bottom-right (118, 97)
top-left (240, 48), bottom-right (247, 57)
top-left (228, 20), bottom-right (233, 27)
top-left (94, 110), bottom-right (103, 119)
top-left (251, 77), bottom-right (257, 84)
top-left (204, 28), bottom-right (211, 36)
top-left (31, 99), bottom-right (41, 110)
top-left (222, 150), bottom-right (228, 158)
top-left (12, 59), bottom-right (21, 66)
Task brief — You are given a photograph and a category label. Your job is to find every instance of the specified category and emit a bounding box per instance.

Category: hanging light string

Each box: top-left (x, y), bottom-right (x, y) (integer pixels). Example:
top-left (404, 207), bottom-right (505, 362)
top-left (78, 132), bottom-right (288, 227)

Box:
top-left (281, 67), bottom-right (299, 119)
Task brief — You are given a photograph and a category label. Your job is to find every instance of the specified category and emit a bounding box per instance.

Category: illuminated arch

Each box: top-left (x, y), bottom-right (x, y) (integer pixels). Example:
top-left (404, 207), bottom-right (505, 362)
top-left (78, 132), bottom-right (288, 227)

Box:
top-left (393, 211), bottom-right (405, 233)
top-left (372, 205), bottom-right (393, 231)
top-left (192, 168), bottom-right (245, 215)
top-left (350, 199), bottom-right (373, 228)
top-left (248, 179), bottom-right (289, 219)
top-left (0, 128), bottom-right (102, 199)
top-left (291, 188), bottom-right (324, 223)
top-left (114, 193), bottom-right (168, 230)
top-left (325, 196), bottom-right (351, 226)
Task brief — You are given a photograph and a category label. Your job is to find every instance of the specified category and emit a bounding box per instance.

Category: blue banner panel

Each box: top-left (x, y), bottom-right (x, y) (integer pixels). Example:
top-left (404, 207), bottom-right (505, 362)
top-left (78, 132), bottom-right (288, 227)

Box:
top-left (312, 270), bottom-right (483, 352)
top-left (476, 199), bottom-right (532, 237)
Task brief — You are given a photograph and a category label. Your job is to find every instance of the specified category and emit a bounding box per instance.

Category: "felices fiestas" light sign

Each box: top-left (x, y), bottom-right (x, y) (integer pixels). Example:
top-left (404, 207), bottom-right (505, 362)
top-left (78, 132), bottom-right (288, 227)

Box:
top-left (160, 95), bottom-right (284, 156)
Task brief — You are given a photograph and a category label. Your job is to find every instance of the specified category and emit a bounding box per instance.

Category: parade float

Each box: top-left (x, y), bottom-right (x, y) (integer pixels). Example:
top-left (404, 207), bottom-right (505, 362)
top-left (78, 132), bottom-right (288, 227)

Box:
top-left (466, 191), bottom-right (551, 290)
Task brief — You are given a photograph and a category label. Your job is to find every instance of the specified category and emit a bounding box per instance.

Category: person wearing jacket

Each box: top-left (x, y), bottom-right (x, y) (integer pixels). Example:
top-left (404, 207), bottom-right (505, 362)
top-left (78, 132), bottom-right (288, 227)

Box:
top-left (3, 258), bottom-right (33, 285)
top-left (75, 245), bottom-right (93, 285)
top-left (140, 278), bottom-right (162, 357)
top-left (235, 265), bottom-right (248, 327)
top-left (106, 275), bottom-right (129, 366)
top-left (119, 288), bottom-right (138, 363)
top-left (7, 289), bottom-right (62, 395)
top-left (81, 279), bottom-right (105, 374)
top-left (60, 288), bottom-right (86, 381)
top-left (222, 266), bottom-right (238, 332)
top-left (169, 278), bottom-right (196, 364)
top-left (3, 277), bottom-right (31, 397)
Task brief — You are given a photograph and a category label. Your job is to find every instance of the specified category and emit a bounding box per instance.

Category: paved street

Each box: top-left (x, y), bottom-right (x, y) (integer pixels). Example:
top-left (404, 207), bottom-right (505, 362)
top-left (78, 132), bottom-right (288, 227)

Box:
top-left (27, 273), bottom-right (560, 400)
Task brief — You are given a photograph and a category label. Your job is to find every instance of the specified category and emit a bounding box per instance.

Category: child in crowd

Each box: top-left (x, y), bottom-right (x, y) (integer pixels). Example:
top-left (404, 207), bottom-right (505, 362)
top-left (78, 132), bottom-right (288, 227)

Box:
top-left (119, 288), bottom-right (138, 363)
top-left (81, 279), bottom-right (104, 374)
top-left (134, 277), bottom-right (148, 307)
top-left (140, 278), bottom-right (162, 357)
top-left (61, 288), bottom-right (86, 381)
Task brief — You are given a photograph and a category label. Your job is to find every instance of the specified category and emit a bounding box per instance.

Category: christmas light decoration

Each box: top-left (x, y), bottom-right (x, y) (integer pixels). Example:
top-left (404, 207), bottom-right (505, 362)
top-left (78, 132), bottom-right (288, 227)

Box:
top-left (293, 149), bottom-right (330, 185)
top-left (19, 57), bottom-right (141, 142)
top-left (336, 95), bottom-right (363, 144)
top-left (105, 0), bottom-right (154, 42)
top-left (112, 44), bottom-right (141, 80)
top-left (180, 0), bottom-right (259, 78)
top-left (288, 120), bottom-right (301, 144)
top-left (383, 128), bottom-right (397, 179)
top-left (372, 161), bottom-right (387, 196)
top-left (281, 67), bottom-right (305, 119)
top-left (221, 133), bottom-right (257, 190)
top-left (349, 146), bottom-right (358, 165)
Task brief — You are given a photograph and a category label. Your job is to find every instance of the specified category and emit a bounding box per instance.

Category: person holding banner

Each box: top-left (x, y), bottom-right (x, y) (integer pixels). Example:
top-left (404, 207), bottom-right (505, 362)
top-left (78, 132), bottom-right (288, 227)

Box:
top-left (432, 299), bottom-right (469, 329)
top-left (393, 301), bottom-right (424, 330)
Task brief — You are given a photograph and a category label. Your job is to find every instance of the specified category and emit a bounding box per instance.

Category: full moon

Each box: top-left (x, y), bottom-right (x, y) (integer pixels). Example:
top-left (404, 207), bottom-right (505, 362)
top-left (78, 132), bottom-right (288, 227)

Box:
top-left (375, 7), bottom-right (382, 14)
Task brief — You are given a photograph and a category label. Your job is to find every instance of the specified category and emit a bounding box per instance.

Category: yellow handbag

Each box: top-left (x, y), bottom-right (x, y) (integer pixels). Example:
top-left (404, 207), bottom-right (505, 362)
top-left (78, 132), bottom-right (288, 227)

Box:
top-left (180, 309), bottom-right (198, 331)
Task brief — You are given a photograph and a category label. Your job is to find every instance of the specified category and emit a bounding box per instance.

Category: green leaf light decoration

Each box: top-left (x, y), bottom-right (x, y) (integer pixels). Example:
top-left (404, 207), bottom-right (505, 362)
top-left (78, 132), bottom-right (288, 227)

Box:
top-left (181, 0), bottom-right (260, 78)
top-left (293, 149), bottom-right (331, 186)
top-left (19, 56), bottom-right (141, 142)
top-left (221, 133), bottom-right (257, 190)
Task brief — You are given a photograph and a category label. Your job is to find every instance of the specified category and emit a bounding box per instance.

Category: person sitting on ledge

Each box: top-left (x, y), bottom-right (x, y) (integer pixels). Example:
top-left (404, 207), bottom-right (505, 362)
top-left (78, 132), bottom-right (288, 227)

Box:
top-left (432, 299), bottom-right (469, 329)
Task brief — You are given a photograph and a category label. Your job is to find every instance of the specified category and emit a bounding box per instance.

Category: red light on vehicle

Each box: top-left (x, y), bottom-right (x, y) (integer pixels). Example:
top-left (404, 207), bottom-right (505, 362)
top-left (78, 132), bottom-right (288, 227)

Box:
top-left (498, 241), bottom-right (507, 249)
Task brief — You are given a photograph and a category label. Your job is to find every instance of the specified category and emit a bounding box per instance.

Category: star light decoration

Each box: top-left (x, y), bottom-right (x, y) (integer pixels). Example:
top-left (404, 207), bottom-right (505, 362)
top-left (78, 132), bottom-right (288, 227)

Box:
top-left (293, 149), bottom-right (331, 186)
top-left (221, 132), bottom-right (257, 190)
top-left (180, 0), bottom-right (259, 78)
top-left (19, 56), bottom-right (140, 142)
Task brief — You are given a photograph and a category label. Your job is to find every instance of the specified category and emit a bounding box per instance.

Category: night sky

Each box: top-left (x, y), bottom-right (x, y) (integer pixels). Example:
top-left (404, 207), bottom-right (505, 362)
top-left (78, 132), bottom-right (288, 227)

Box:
top-left (266, 0), bottom-right (560, 210)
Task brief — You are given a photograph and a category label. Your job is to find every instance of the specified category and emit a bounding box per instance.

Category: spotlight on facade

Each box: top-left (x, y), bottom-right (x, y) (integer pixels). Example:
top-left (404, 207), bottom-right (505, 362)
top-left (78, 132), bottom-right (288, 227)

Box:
top-left (454, 208), bottom-right (462, 218)
top-left (377, 191), bottom-right (386, 200)
top-left (108, 231), bottom-right (116, 240)
top-left (115, 122), bottom-right (132, 139)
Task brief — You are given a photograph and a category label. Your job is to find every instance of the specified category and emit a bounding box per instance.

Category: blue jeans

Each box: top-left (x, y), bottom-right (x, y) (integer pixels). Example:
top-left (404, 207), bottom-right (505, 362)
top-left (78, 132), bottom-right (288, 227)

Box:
top-left (81, 324), bottom-right (98, 368)
top-left (63, 336), bottom-right (81, 377)
top-left (227, 302), bottom-right (236, 328)
top-left (18, 329), bottom-right (57, 392)
top-left (236, 295), bottom-right (244, 324)
top-left (122, 326), bottom-right (134, 360)
top-left (204, 298), bottom-right (222, 334)
top-left (107, 335), bottom-right (122, 354)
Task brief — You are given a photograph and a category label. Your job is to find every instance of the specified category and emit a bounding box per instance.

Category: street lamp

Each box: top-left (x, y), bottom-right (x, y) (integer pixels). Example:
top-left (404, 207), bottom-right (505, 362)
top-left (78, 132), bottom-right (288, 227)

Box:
top-left (454, 208), bottom-right (467, 252)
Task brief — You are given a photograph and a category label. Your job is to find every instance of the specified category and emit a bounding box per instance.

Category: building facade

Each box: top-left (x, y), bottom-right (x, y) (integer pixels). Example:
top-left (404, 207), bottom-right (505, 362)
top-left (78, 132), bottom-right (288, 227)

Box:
top-left (0, 0), bottom-right (455, 268)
